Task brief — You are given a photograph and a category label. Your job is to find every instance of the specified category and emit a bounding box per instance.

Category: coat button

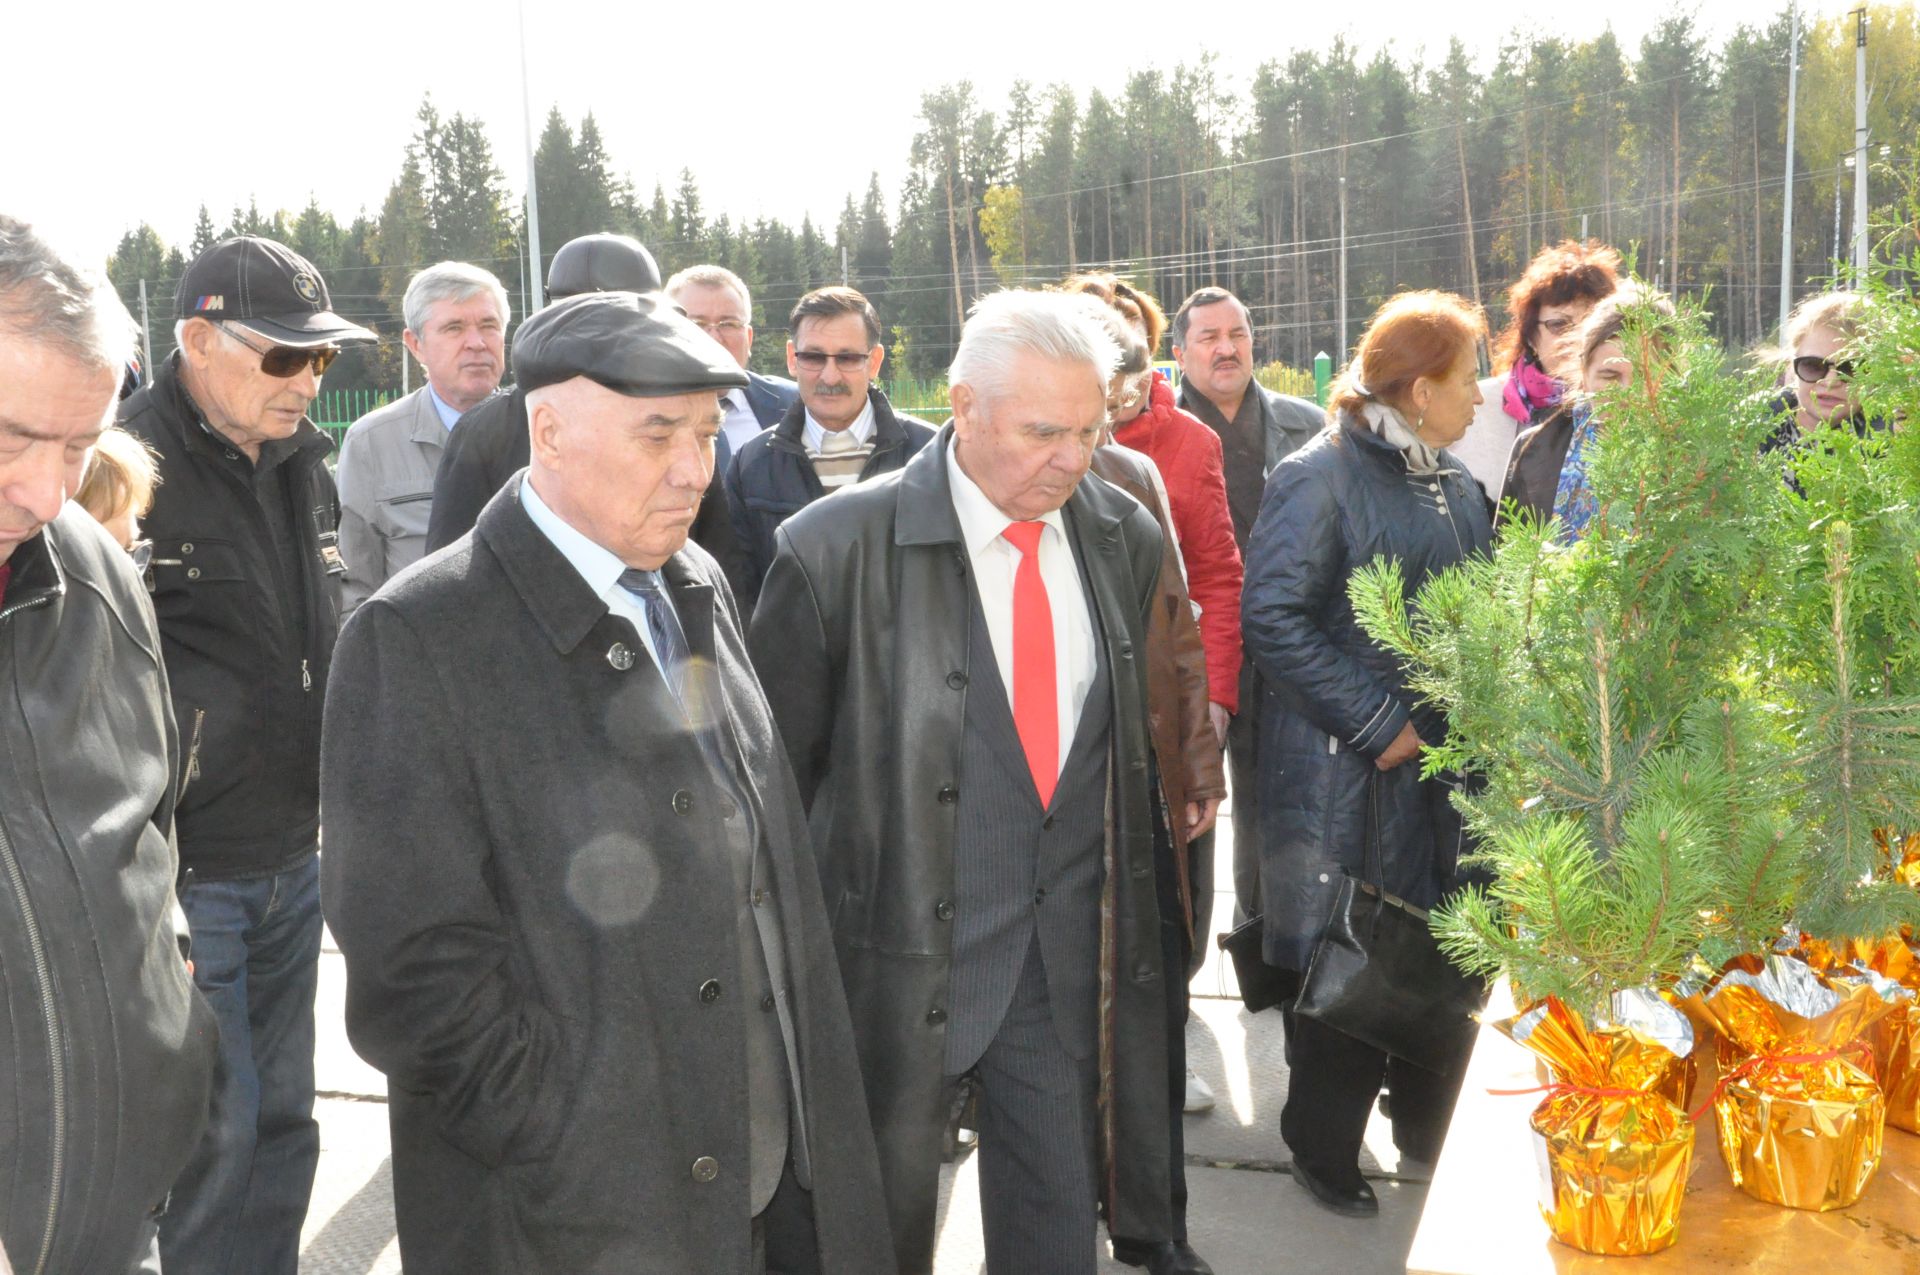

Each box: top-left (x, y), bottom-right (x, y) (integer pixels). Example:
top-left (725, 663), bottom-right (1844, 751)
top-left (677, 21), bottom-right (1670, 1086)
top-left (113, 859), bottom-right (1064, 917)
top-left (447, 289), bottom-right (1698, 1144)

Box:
top-left (180, 542), bottom-right (194, 554)
top-left (751, 887), bottom-right (766, 906)
top-left (1042, 814), bottom-right (1055, 831)
top-left (1318, 872), bottom-right (1330, 883)
top-left (761, 992), bottom-right (776, 1012)
top-left (934, 900), bottom-right (954, 921)
top-left (926, 1007), bottom-right (947, 1025)
top-left (946, 670), bottom-right (968, 690)
top-left (1119, 642), bottom-right (1134, 660)
top-left (936, 784), bottom-right (959, 804)
top-left (672, 790), bottom-right (693, 815)
top-left (1033, 888), bottom-right (1047, 906)
top-left (186, 567), bottom-right (201, 580)
top-left (691, 1156), bottom-right (719, 1183)
top-left (607, 642), bottom-right (635, 671)
top-left (699, 979), bottom-right (722, 1004)
top-left (1135, 965), bottom-right (1156, 981)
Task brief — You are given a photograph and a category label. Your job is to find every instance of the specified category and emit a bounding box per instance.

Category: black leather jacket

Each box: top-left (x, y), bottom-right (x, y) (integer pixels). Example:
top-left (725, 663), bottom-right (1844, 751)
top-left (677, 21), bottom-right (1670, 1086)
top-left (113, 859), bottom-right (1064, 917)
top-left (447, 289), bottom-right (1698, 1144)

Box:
top-left (748, 431), bottom-right (1173, 1269)
top-left (119, 354), bottom-right (343, 877)
top-left (0, 510), bottom-right (217, 1273)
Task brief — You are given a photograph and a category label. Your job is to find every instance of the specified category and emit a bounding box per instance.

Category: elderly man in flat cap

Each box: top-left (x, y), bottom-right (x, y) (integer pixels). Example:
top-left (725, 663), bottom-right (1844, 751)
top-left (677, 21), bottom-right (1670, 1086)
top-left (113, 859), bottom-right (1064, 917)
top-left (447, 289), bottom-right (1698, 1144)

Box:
top-left (320, 292), bottom-right (894, 1275)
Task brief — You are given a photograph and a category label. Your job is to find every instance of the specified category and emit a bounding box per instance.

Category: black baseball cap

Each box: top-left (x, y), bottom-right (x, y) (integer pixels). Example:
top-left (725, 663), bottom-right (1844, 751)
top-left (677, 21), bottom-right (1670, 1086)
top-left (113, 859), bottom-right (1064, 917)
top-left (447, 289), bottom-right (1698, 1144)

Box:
top-left (513, 292), bottom-right (747, 398)
top-left (174, 236), bottom-right (376, 348)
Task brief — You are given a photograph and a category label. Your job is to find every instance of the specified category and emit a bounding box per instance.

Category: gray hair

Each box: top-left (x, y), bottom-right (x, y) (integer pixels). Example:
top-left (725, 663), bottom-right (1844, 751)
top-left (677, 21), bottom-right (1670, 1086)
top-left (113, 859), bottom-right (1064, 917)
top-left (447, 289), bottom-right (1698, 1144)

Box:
top-left (949, 290), bottom-right (1122, 412)
top-left (403, 261), bottom-right (510, 336)
top-left (0, 214), bottom-right (137, 376)
top-left (665, 264), bottom-right (751, 315)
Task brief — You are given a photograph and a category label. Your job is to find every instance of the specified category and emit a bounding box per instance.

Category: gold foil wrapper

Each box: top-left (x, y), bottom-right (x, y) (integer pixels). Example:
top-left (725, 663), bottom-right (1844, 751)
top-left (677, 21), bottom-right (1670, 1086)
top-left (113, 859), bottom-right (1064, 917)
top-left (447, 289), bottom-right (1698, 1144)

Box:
top-left (1877, 1004), bottom-right (1920, 1134)
top-left (1695, 954), bottom-right (1907, 1210)
top-left (1494, 992), bottom-right (1696, 1255)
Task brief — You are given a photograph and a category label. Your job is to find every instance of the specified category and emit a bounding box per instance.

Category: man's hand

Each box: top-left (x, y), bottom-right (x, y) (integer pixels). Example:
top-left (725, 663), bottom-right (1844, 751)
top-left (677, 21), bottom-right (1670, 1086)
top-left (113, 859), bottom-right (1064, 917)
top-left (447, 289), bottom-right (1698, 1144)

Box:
top-left (1208, 703), bottom-right (1230, 749)
top-left (1374, 721), bottom-right (1425, 772)
top-left (1186, 797), bottom-right (1222, 839)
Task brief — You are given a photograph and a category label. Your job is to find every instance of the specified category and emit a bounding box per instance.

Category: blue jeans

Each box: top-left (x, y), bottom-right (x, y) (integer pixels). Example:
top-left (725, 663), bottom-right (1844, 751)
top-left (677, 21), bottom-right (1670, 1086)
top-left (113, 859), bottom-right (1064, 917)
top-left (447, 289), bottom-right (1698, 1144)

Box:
top-left (158, 854), bottom-right (322, 1275)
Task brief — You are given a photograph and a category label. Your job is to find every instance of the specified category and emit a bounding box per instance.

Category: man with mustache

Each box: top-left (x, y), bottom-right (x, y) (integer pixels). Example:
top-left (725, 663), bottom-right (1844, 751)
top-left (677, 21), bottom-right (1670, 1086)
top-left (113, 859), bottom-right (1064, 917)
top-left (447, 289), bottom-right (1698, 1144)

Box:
top-left (1171, 287), bottom-right (1323, 932)
top-left (724, 286), bottom-right (932, 609)
top-left (335, 262), bottom-right (509, 615)
top-left (120, 235), bottom-right (376, 1274)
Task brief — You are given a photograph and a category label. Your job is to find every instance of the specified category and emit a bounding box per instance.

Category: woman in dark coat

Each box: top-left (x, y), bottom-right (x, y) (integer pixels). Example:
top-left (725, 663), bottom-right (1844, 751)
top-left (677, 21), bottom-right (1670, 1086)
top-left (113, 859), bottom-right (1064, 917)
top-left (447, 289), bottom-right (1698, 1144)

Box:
top-left (1241, 290), bottom-right (1493, 1218)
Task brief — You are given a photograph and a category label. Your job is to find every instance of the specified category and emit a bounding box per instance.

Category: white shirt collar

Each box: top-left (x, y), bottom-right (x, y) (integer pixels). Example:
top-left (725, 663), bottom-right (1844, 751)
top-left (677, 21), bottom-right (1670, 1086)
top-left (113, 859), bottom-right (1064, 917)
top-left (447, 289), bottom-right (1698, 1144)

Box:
top-left (944, 434), bottom-right (1067, 557)
top-left (803, 395), bottom-right (875, 453)
top-left (519, 472), bottom-right (642, 605)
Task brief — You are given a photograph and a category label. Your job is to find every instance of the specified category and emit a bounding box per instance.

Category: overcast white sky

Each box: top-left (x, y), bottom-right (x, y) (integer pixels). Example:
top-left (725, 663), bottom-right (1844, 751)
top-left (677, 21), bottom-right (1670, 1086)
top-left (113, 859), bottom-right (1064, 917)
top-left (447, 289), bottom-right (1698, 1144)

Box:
top-left (4, 1), bottom-right (1834, 269)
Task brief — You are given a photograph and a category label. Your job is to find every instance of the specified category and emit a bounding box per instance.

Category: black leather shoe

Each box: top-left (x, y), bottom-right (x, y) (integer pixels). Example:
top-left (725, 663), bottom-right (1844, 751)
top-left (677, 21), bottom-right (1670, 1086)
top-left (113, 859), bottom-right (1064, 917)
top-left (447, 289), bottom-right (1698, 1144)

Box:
top-left (1290, 1161), bottom-right (1379, 1218)
top-left (1109, 1237), bottom-right (1216, 1274)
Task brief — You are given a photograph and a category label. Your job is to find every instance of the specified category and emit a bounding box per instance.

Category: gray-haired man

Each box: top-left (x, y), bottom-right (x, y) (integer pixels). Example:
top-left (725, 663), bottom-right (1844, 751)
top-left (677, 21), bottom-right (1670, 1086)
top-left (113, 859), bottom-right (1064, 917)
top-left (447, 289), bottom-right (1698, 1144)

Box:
top-left (750, 290), bottom-right (1173, 1273)
top-left (335, 261), bottom-right (508, 612)
top-left (0, 215), bottom-right (215, 1273)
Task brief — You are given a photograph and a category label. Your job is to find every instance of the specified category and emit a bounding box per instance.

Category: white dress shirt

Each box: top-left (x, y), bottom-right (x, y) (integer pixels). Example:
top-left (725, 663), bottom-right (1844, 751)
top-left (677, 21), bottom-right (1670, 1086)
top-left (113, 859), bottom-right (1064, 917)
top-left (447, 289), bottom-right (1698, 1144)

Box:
top-left (802, 397), bottom-right (875, 454)
top-left (520, 474), bottom-right (678, 679)
top-left (945, 439), bottom-right (1097, 774)
top-left (720, 388), bottom-right (763, 456)
top-left (425, 383), bottom-right (464, 431)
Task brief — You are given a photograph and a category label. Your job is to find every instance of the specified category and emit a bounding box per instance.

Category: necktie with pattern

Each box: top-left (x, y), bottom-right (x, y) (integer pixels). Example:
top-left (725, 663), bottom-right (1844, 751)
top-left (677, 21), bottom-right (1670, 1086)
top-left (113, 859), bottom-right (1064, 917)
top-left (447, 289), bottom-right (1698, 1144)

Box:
top-left (999, 520), bottom-right (1057, 807)
top-left (618, 568), bottom-right (690, 707)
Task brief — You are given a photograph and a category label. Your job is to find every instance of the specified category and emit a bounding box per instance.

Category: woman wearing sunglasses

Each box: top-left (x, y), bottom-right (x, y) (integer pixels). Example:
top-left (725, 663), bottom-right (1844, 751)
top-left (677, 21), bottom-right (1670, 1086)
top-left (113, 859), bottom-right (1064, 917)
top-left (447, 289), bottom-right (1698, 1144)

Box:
top-left (1762, 291), bottom-right (1879, 453)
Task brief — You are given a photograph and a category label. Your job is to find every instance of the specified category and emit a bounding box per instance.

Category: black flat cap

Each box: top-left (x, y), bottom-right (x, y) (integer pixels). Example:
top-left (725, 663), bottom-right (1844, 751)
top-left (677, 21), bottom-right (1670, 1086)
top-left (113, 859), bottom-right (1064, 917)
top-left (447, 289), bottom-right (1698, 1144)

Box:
top-left (512, 291), bottom-right (748, 397)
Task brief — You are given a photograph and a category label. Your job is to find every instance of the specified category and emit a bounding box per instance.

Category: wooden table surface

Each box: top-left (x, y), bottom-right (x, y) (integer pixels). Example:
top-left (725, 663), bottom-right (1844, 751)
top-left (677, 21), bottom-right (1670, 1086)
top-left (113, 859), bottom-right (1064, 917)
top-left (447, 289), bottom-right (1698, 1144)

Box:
top-left (1406, 984), bottom-right (1920, 1274)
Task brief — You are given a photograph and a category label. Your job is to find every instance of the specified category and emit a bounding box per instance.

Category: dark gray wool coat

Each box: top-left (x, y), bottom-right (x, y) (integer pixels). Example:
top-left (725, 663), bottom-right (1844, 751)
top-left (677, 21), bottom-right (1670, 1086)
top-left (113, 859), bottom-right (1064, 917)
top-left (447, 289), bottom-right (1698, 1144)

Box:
top-left (749, 429), bottom-right (1174, 1272)
top-left (1241, 413), bottom-right (1493, 972)
top-left (319, 478), bottom-right (894, 1275)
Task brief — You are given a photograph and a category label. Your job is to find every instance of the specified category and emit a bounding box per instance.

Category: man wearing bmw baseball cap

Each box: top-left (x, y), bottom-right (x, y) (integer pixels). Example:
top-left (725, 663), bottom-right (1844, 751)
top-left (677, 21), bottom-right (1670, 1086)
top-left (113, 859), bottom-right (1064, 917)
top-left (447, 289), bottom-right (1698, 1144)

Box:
top-left (119, 235), bottom-right (373, 1275)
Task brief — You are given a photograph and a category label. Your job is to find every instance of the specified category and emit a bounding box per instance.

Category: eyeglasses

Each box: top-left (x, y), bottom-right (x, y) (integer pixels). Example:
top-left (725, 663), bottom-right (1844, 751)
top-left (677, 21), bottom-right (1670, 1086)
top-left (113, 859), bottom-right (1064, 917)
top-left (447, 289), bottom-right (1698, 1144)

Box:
top-left (793, 350), bottom-right (873, 372)
top-left (691, 317), bottom-right (748, 335)
top-left (1536, 316), bottom-right (1579, 337)
top-left (1107, 371), bottom-right (1152, 414)
top-left (1793, 354), bottom-right (1857, 384)
top-left (220, 323), bottom-right (340, 378)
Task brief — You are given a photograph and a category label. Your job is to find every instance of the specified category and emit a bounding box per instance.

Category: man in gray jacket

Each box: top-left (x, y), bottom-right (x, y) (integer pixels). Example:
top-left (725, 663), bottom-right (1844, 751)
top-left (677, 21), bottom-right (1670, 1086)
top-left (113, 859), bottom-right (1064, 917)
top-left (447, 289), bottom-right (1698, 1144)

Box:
top-left (0, 215), bottom-right (216, 1274)
top-left (334, 261), bottom-right (508, 613)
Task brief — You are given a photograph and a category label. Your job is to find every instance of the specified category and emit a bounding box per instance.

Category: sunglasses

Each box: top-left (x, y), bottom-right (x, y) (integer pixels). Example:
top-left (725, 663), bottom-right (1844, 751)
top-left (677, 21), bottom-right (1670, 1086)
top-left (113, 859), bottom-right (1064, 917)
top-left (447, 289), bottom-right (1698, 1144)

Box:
top-left (222, 323), bottom-right (340, 378)
top-left (1793, 355), bottom-right (1857, 384)
top-left (792, 349), bottom-right (872, 372)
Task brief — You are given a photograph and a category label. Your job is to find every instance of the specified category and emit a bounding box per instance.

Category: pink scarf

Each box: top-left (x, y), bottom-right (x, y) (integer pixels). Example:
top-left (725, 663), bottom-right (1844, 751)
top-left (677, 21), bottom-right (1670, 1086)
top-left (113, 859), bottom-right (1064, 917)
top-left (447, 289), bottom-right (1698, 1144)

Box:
top-left (1501, 356), bottom-right (1564, 425)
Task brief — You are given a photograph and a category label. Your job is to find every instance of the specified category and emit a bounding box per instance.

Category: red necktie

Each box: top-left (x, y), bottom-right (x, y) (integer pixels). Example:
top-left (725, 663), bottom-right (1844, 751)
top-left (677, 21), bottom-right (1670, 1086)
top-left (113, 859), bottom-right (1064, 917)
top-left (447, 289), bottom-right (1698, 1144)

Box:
top-left (1001, 521), bottom-right (1057, 808)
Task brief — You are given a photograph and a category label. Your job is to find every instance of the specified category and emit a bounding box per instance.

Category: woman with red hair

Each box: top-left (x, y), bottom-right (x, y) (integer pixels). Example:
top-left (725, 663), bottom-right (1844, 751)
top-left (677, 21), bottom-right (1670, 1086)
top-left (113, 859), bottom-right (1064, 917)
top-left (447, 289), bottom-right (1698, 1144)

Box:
top-left (1241, 290), bottom-right (1492, 1218)
top-left (1451, 240), bottom-right (1621, 504)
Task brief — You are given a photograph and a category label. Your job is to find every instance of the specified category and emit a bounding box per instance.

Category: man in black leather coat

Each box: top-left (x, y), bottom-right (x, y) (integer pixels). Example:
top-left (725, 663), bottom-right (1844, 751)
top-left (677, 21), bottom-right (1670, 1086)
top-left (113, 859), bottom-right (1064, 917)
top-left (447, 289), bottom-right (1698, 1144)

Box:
top-left (0, 215), bottom-right (216, 1275)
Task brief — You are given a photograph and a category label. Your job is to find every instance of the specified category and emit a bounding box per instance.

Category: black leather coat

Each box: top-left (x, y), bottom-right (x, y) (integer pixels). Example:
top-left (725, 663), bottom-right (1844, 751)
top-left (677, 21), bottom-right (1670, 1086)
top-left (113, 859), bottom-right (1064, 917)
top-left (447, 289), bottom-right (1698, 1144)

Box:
top-left (0, 510), bottom-right (216, 1273)
top-left (1241, 414), bottom-right (1493, 970)
top-left (748, 430), bottom-right (1173, 1271)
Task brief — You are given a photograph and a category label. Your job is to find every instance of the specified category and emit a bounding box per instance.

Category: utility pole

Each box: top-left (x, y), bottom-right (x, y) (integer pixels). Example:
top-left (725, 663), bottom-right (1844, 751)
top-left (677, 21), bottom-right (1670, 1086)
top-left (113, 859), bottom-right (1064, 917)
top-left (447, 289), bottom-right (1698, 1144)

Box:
top-left (136, 279), bottom-right (154, 380)
top-left (1851, 7), bottom-right (1870, 277)
top-left (1835, 160), bottom-right (1847, 264)
top-left (517, 0), bottom-right (545, 312)
top-left (1780, 4), bottom-right (1801, 330)
top-left (1337, 173), bottom-right (1349, 363)
top-left (841, 245), bottom-right (849, 286)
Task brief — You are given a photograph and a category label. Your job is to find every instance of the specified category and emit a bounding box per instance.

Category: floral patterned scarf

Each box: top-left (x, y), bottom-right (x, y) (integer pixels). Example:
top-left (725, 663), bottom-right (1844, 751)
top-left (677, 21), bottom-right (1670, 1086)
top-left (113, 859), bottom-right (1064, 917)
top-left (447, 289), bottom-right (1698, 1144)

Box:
top-left (1550, 401), bottom-right (1600, 542)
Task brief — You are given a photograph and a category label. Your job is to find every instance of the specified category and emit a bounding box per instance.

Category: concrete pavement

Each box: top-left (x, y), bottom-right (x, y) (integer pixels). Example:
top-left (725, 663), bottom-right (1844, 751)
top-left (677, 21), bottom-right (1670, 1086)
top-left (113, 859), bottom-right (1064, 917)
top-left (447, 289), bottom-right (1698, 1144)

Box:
top-left (298, 805), bottom-right (1433, 1274)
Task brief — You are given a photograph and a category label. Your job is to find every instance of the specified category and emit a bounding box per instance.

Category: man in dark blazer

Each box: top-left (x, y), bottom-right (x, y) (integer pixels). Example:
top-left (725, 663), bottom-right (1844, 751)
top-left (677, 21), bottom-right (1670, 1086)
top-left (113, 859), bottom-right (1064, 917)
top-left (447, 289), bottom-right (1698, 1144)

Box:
top-left (749, 291), bottom-right (1173, 1274)
top-left (662, 263), bottom-right (798, 475)
top-left (321, 292), bottom-right (893, 1275)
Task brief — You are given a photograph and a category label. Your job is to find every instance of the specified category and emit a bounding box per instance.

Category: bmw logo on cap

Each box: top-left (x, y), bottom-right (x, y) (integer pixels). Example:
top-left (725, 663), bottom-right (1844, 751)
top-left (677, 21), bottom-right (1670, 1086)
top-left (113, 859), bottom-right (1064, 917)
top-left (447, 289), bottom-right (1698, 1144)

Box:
top-left (292, 272), bottom-right (321, 304)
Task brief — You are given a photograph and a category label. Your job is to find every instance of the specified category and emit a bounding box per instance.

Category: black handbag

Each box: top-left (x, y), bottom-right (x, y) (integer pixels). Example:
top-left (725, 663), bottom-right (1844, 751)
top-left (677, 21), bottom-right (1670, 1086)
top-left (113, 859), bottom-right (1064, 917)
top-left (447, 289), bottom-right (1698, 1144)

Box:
top-left (1293, 772), bottom-right (1482, 1072)
top-left (1216, 914), bottom-right (1295, 1013)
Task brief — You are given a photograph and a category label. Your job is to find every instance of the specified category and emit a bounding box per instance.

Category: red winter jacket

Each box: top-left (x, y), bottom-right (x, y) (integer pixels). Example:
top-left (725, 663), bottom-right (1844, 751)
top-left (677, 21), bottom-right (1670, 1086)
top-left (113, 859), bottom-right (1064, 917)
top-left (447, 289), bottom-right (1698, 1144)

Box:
top-left (1113, 374), bottom-right (1244, 711)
